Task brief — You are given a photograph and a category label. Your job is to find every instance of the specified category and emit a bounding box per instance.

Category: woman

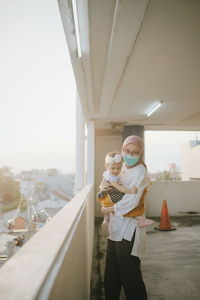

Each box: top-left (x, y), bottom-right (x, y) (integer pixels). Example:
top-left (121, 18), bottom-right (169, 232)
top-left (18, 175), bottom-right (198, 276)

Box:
top-left (101, 135), bottom-right (149, 300)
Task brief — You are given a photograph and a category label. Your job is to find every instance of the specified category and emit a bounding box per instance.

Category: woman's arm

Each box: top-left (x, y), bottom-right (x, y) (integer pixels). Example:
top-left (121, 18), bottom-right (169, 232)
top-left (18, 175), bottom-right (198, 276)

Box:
top-left (109, 181), bottom-right (138, 194)
top-left (114, 168), bottom-right (150, 217)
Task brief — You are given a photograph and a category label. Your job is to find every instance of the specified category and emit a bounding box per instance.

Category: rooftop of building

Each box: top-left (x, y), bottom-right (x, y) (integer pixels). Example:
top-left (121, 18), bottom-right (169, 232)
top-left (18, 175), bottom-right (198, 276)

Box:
top-left (91, 216), bottom-right (200, 300)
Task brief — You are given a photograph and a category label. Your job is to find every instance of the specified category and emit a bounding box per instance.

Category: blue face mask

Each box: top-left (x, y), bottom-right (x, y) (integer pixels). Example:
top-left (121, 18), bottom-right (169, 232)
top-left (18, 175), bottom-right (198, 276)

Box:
top-left (123, 154), bottom-right (139, 167)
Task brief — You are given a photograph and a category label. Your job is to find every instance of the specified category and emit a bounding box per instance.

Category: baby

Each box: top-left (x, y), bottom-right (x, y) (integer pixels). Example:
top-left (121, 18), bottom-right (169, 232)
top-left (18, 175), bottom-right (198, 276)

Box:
top-left (97, 151), bottom-right (154, 236)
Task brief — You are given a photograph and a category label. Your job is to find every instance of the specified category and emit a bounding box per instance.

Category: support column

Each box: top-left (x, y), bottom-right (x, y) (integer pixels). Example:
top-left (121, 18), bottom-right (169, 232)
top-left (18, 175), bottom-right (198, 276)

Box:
top-left (74, 91), bottom-right (85, 194)
top-left (122, 125), bottom-right (144, 141)
top-left (86, 120), bottom-right (95, 184)
top-left (122, 125), bottom-right (145, 158)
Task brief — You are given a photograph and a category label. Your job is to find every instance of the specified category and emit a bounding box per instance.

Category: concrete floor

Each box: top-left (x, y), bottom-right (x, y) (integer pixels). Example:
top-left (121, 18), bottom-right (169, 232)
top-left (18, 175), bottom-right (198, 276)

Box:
top-left (91, 216), bottom-right (200, 300)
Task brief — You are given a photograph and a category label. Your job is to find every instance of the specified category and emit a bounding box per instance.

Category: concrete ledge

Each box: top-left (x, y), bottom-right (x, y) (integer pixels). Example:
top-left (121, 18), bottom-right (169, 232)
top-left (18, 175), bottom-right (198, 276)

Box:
top-left (146, 181), bottom-right (200, 216)
top-left (92, 216), bottom-right (200, 300)
top-left (0, 184), bottom-right (94, 300)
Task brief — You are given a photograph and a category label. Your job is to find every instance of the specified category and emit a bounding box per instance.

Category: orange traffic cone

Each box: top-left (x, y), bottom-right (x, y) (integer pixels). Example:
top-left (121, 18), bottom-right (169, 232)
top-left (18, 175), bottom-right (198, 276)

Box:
top-left (155, 200), bottom-right (176, 231)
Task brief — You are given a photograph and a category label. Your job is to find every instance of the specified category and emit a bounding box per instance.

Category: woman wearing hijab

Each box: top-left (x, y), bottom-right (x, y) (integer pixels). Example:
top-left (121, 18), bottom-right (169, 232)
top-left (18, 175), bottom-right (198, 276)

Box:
top-left (101, 135), bottom-right (149, 300)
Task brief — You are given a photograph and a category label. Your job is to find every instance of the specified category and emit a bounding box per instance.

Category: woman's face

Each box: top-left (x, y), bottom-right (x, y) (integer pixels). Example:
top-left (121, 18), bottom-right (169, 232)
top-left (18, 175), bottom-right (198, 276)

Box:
top-left (122, 143), bottom-right (142, 168)
top-left (123, 143), bottom-right (142, 157)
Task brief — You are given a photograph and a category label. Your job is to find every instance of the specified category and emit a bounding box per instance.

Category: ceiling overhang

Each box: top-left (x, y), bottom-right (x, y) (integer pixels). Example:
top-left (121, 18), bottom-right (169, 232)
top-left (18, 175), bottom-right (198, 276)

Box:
top-left (58, 0), bottom-right (200, 131)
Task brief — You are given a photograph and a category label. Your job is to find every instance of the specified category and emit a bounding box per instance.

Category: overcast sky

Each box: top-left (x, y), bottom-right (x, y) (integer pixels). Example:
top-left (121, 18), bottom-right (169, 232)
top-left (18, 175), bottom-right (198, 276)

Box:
top-left (0, 0), bottom-right (76, 174)
top-left (145, 130), bottom-right (200, 172)
top-left (0, 1), bottom-right (199, 175)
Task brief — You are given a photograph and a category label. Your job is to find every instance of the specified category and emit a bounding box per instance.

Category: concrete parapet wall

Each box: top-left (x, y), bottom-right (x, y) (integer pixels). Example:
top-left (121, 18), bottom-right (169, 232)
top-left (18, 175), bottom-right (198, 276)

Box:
top-left (146, 181), bottom-right (200, 217)
top-left (0, 184), bottom-right (94, 300)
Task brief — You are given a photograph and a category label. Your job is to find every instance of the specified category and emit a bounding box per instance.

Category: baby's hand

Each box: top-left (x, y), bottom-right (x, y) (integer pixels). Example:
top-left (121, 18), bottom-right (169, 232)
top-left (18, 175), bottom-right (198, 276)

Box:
top-left (99, 181), bottom-right (112, 191)
top-left (130, 186), bottom-right (138, 194)
top-left (109, 181), bottom-right (117, 187)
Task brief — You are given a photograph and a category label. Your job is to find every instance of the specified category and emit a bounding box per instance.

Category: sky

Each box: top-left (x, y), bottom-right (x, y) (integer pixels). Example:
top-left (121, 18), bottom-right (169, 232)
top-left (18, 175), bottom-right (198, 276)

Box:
top-left (0, 1), bottom-right (199, 175)
top-left (0, 0), bottom-right (76, 174)
top-left (145, 130), bottom-right (200, 173)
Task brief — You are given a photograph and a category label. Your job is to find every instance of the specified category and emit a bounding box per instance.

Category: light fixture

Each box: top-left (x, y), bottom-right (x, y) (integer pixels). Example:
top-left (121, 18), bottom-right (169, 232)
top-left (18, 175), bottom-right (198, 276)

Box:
top-left (146, 101), bottom-right (163, 117)
top-left (72, 0), bottom-right (82, 58)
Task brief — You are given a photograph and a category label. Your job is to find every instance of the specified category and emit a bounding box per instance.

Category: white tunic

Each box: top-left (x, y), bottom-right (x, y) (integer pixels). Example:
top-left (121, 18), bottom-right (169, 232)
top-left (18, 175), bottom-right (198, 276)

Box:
top-left (108, 164), bottom-right (150, 259)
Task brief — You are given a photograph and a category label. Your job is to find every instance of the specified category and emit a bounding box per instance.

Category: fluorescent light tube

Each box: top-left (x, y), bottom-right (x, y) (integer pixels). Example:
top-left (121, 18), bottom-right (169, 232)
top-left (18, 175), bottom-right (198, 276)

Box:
top-left (72, 0), bottom-right (82, 58)
top-left (146, 101), bottom-right (163, 117)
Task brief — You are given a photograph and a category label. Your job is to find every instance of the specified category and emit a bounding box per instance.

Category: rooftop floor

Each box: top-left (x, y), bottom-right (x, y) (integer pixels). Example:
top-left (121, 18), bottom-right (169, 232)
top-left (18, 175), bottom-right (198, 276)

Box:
top-left (91, 216), bottom-right (200, 300)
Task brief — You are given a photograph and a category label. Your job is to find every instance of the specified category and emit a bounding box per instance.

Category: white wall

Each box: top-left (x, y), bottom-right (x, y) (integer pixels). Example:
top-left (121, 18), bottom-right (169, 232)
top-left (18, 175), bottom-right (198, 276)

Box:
top-left (181, 141), bottom-right (200, 180)
top-left (146, 181), bottom-right (200, 217)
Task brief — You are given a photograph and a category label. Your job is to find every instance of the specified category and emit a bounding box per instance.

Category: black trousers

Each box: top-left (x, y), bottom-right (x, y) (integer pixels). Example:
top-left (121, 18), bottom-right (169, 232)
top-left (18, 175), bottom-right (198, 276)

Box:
top-left (104, 232), bottom-right (147, 300)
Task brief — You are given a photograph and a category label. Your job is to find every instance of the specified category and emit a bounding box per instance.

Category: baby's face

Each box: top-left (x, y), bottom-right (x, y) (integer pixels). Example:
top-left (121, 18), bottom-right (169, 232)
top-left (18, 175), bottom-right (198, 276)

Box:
top-left (106, 163), bottom-right (122, 176)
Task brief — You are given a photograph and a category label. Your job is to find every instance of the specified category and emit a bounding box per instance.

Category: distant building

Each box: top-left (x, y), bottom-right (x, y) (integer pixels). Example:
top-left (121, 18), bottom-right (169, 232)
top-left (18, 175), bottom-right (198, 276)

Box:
top-left (35, 175), bottom-right (74, 197)
top-left (149, 163), bottom-right (181, 181)
top-left (19, 169), bottom-right (74, 198)
top-left (0, 167), bottom-right (13, 178)
top-left (181, 140), bottom-right (200, 180)
top-left (46, 169), bottom-right (60, 176)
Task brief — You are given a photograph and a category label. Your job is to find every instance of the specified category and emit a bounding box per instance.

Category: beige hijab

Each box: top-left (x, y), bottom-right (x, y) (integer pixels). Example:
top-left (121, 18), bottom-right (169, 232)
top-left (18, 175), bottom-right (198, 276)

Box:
top-left (122, 135), bottom-right (147, 169)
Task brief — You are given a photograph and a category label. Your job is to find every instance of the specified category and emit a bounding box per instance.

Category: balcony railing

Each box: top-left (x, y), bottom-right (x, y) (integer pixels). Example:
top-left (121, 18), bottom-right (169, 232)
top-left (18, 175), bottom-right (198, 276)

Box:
top-left (0, 179), bottom-right (199, 299)
top-left (0, 184), bottom-right (94, 300)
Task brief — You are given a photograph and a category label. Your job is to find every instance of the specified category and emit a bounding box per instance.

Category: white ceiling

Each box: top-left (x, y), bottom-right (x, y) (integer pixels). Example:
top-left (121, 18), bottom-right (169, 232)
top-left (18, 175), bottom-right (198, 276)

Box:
top-left (58, 0), bottom-right (200, 131)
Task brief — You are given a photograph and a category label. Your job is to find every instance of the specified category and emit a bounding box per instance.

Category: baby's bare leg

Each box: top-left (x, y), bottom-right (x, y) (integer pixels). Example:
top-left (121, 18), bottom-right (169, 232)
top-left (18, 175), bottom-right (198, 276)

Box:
top-left (102, 214), bottom-right (110, 237)
top-left (103, 214), bottom-right (110, 223)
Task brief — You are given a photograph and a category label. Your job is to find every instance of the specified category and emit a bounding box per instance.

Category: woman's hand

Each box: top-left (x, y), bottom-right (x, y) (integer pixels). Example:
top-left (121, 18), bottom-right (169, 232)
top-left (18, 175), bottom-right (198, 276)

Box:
top-left (101, 206), bottom-right (115, 215)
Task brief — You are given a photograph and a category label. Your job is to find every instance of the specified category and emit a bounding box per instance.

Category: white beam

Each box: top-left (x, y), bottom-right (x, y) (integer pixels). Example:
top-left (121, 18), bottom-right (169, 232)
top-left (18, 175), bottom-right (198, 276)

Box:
top-left (74, 91), bottom-right (85, 194)
top-left (86, 120), bottom-right (95, 184)
top-left (98, 0), bottom-right (149, 119)
top-left (58, 0), bottom-right (93, 118)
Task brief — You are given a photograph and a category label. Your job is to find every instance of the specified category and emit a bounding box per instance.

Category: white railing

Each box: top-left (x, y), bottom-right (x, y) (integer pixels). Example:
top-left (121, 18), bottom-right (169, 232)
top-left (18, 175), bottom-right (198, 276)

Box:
top-left (0, 184), bottom-right (94, 300)
top-left (146, 181), bottom-right (200, 216)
